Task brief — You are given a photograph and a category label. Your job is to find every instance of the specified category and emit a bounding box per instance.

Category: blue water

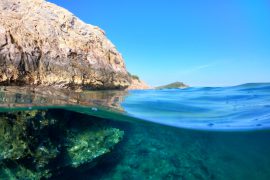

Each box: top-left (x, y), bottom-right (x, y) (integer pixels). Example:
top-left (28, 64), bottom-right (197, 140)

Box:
top-left (0, 83), bottom-right (270, 179)
top-left (123, 83), bottom-right (270, 130)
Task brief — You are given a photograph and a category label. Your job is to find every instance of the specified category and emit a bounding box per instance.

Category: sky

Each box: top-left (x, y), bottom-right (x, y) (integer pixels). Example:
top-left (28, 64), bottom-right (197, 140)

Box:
top-left (49, 0), bottom-right (270, 87)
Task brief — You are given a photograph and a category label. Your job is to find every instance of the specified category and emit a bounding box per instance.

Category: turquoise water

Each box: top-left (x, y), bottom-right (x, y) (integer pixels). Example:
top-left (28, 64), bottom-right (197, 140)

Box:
top-left (0, 83), bottom-right (270, 179)
top-left (123, 83), bottom-right (270, 130)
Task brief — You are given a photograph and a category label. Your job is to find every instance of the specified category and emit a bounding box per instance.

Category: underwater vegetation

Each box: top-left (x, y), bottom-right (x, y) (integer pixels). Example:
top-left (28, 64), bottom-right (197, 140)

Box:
top-left (0, 109), bottom-right (124, 179)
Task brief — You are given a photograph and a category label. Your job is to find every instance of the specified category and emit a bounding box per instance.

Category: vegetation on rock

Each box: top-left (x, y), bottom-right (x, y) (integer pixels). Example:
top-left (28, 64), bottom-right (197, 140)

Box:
top-left (128, 72), bottom-right (140, 81)
top-left (127, 72), bottom-right (151, 90)
top-left (0, 109), bottom-right (124, 179)
top-left (156, 82), bottom-right (188, 89)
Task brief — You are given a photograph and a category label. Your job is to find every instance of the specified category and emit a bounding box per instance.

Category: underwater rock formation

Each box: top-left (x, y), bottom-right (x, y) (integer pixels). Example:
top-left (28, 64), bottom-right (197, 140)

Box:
top-left (0, 0), bottom-right (130, 89)
top-left (0, 109), bottom-right (124, 179)
top-left (66, 128), bottom-right (124, 168)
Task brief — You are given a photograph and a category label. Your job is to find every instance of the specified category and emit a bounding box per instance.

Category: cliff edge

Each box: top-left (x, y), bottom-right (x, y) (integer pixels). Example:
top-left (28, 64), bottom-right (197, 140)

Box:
top-left (127, 73), bottom-right (151, 90)
top-left (0, 0), bottom-right (131, 89)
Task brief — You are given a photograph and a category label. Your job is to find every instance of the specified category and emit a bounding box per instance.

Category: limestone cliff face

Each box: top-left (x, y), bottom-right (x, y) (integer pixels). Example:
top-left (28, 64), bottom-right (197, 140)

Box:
top-left (0, 0), bottom-right (130, 89)
top-left (128, 78), bottom-right (151, 90)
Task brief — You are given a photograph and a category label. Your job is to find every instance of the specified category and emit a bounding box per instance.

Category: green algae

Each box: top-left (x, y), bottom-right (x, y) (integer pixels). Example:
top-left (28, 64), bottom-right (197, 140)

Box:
top-left (0, 162), bottom-right (50, 180)
top-left (0, 109), bottom-right (124, 179)
top-left (66, 128), bottom-right (124, 168)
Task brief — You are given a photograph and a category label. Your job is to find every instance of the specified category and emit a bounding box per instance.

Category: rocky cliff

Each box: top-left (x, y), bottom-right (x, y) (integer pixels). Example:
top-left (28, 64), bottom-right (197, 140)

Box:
top-left (0, 0), bottom-right (131, 89)
top-left (128, 77), bottom-right (151, 90)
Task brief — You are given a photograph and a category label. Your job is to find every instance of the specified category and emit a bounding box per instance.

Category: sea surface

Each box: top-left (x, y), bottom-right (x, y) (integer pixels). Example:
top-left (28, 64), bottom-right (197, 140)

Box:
top-left (0, 83), bottom-right (270, 179)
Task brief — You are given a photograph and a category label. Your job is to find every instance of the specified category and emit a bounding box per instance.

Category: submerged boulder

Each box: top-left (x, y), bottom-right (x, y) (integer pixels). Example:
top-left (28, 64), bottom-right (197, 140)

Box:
top-left (0, 110), bottom-right (48, 161)
top-left (0, 109), bottom-right (124, 179)
top-left (66, 128), bottom-right (124, 168)
top-left (0, 162), bottom-right (50, 180)
top-left (0, 0), bottom-right (130, 89)
top-left (0, 110), bottom-right (58, 179)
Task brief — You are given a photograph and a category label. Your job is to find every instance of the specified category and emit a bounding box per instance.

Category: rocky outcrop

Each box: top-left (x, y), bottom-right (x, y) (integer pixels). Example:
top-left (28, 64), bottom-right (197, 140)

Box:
top-left (0, 0), bottom-right (130, 89)
top-left (128, 78), bottom-right (151, 90)
top-left (127, 73), bottom-right (151, 90)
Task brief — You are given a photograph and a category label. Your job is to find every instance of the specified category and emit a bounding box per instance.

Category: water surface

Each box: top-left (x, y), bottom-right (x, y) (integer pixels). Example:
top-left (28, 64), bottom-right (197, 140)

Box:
top-left (0, 84), bottom-right (270, 179)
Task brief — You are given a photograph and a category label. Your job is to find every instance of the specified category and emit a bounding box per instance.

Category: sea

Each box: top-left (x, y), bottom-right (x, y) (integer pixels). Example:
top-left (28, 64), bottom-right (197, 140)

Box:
top-left (0, 83), bottom-right (270, 180)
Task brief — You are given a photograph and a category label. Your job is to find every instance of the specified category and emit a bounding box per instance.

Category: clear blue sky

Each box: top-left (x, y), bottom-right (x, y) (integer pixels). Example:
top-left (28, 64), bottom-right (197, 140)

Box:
top-left (49, 0), bottom-right (270, 87)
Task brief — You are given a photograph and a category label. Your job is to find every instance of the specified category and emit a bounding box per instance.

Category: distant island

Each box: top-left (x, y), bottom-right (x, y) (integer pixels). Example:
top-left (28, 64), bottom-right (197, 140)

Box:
top-left (156, 82), bottom-right (189, 89)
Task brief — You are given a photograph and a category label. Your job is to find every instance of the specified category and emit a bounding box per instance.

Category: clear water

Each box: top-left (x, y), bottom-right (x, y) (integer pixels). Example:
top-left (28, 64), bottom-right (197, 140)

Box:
top-left (0, 84), bottom-right (270, 179)
top-left (122, 83), bottom-right (270, 130)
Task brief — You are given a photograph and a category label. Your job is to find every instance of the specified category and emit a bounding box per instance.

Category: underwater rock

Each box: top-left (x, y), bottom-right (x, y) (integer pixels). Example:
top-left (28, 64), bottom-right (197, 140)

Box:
top-left (0, 0), bottom-right (130, 89)
top-left (0, 109), bottom-right (124, 179)
top-left (0, 110), bottom-right (56, 179)
top-left (0, 162), bottom-right (50, 180)
top-left (66, 128), bottom-right (124, 168)
top-left (0, 110), bottom-right (46, 160)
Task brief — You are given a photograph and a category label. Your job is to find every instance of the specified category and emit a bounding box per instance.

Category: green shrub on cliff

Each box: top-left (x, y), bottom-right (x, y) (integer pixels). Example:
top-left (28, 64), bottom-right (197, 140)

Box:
top-left (128, 72), bottom-right (140, 80)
